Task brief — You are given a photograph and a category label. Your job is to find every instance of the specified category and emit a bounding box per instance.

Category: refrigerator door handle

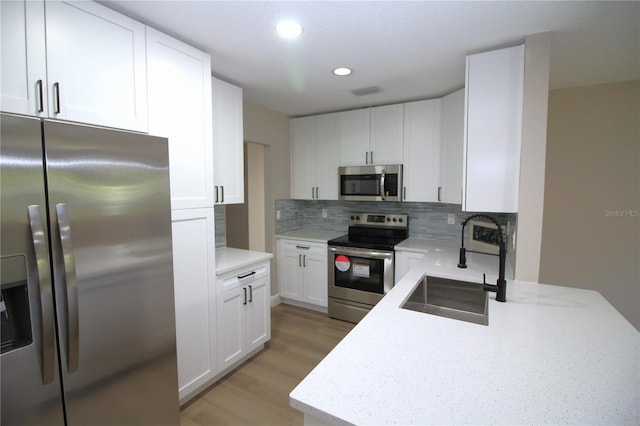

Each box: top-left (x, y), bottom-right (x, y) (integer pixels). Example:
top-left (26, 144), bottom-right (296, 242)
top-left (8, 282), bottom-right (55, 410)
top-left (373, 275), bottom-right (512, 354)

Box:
top-left (55, 203), bottom-right (79, 373)
top-left (27, 205), bottom-right (55, 384)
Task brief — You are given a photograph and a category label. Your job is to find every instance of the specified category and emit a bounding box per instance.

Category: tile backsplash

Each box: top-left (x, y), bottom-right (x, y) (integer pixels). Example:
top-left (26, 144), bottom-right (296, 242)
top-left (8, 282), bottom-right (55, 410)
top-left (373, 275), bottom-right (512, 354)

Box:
top-left (275, 199), bottom-right (516, 242)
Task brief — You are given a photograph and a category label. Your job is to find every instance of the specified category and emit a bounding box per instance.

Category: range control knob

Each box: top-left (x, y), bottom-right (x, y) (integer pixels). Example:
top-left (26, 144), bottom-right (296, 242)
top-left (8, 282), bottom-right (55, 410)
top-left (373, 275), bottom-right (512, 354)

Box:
top-left (399, 218), bottom-right (403, 223)
top-left (386, 217), bottom-right (391, 222)
top-left (350, 215), bottom-right (355, 220)
top-left (392, 217), bottom-right (397, 222)
top-left (356, 216), bottom-right (360, 221)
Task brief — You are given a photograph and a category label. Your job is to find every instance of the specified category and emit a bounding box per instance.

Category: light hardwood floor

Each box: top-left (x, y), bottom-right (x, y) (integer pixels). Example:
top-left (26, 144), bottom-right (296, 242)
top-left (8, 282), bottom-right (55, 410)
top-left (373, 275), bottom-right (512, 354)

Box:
top-left (180, 304), bottom-right (355, 426)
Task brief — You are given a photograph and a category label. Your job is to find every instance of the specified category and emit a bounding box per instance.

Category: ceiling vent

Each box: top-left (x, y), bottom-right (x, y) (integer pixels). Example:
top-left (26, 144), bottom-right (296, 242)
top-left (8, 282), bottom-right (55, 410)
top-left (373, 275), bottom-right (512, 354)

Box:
top-left (350, 86), bottom-right (382, 97)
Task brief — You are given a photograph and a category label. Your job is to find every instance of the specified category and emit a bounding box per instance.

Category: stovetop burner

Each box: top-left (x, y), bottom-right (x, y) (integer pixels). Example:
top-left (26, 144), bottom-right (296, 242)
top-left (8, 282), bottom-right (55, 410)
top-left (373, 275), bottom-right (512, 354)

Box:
top-left (328, 213), bottom-right (409, 251)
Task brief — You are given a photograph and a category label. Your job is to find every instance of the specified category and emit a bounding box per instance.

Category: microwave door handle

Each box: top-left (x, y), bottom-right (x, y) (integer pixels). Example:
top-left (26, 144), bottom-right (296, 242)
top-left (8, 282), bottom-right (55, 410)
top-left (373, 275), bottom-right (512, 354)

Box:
top-left (380, 169), bottom-right (386, 200)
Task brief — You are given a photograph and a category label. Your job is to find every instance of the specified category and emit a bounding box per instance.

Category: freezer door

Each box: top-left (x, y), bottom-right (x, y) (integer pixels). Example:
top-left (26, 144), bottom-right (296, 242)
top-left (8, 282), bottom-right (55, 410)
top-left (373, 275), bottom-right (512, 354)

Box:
top-left (1, 114), bottom-right (65, 425)
top-left (43, 120), bottom-right (179, 425)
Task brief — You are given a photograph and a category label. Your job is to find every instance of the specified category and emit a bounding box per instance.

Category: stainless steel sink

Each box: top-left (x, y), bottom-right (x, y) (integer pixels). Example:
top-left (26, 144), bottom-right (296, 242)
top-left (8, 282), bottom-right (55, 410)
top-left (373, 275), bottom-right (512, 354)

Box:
top-left (401, 275), bottom-right (489, 326)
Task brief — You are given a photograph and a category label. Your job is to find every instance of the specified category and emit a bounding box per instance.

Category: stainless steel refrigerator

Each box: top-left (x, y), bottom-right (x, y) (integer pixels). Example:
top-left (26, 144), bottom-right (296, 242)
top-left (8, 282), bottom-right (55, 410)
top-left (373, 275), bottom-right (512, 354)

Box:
top-left (1, 113), bottom-right (180, 425)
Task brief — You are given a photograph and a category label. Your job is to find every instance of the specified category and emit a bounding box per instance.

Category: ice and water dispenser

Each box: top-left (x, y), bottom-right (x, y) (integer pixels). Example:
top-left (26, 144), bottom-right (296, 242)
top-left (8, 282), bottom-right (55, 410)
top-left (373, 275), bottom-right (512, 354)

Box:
top-left (1, 256), bottom-right (33, 354)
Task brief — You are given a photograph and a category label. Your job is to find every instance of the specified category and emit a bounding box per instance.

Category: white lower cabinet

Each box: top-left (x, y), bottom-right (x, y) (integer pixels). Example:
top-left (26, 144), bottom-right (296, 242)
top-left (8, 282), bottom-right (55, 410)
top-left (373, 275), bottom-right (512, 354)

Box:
top-left (394, 250), bottom-right (426, 284)
top-left (217, 261), bottom-right (271, 371)
top-left (171, 208), bottom-right (217, 402)
top-left (278, 239), bottom-right (328, 308)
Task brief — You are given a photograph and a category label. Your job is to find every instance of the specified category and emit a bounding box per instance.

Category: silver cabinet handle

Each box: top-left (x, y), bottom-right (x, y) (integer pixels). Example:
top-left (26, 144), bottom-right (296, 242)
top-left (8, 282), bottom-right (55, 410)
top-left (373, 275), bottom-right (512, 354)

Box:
top-left (53, 82), bottom-right (61, 114)
top-left (243, 287), bottom-right (247, 305)
top-left (215, 186), bottom-right (219, 203)
top-left (298, 254), bottom-right (302, 267)
top-left (438, 186), bottom-right (442, 202)
top-left (380, 169), bottom-right (386, 200)
top-left (311, 187), bottom-right (314, 199)
top-left (221, 185), bottom-right (224, 203)
top-left (55, 203), bottom-right (79, 373)
top-left (303, 254), bottom-right (307, 267)
top-left (28, 205), bottom-right (55, 384)
top-left (36, 80), bottom-right (44, 113)
top-left (403, 186), bottom-right (406, 201)
top-left (370, 151), bottom-right (374, 164)
top-left (365, 151), bottom-right (369, 164)
top-left (248, 285), bottom-right (253, 303)
top-left (296, 245), bottom-right (310, 250)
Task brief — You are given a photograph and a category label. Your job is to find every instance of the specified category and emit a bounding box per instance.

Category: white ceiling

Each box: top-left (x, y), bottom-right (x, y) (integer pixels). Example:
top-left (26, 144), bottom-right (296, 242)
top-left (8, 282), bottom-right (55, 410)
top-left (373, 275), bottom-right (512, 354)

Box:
top-left (101, 1), bottom-right (639, 117)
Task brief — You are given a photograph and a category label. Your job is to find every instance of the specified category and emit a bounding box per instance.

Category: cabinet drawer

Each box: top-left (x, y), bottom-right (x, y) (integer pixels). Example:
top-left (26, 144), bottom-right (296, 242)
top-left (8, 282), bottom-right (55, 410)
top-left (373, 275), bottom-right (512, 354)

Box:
top-left (279, 239), bottom-right (327, 256)
top-left (217, 261), bottom-right (270, 293)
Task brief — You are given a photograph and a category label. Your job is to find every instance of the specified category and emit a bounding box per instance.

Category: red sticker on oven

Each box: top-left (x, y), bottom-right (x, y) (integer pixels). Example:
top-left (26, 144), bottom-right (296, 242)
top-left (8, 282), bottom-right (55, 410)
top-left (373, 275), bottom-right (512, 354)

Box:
top-left (335, 255), bottom-right (351, 272)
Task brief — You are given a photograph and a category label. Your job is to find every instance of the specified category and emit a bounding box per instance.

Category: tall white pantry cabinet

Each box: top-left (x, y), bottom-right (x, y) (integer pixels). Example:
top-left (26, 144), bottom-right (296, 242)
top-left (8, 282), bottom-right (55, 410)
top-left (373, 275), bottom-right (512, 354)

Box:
top-left (146, 26), bottom-right (218, 403)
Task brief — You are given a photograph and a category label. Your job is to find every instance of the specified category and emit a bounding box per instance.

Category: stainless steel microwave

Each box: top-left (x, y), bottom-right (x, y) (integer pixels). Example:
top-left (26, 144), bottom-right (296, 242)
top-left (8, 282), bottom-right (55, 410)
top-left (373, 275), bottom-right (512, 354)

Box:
top-left (339, 165), bottom-right (403, 201)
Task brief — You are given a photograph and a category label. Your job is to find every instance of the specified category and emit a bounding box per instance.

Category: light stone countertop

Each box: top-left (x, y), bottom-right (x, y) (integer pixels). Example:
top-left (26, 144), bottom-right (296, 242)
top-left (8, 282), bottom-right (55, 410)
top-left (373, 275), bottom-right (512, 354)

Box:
top-left (289, 242), bottom-right (640, 425)
top-left (276, 229), bottom-right (345, 244)
top-left (215, 246), bottom-right (273, 275)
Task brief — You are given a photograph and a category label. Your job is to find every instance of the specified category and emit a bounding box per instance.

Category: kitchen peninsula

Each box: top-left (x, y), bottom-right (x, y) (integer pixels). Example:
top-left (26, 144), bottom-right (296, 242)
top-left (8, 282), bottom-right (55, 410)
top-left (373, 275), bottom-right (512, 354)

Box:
top-left (290, 243), bottom-right (639, 425)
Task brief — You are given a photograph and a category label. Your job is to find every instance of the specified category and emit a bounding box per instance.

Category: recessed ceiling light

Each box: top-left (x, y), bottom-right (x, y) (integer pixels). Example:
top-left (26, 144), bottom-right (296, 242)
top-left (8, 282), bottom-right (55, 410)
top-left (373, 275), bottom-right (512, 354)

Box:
top-left (276, 20), bottom-right (303, 39)
top-left (333, 67), bottom-right (352, 76)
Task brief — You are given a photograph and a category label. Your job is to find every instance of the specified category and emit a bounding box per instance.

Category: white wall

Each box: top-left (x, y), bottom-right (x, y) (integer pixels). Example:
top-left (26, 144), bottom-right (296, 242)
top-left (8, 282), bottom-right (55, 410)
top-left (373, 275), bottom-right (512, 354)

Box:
top-left (243, 99), bottom-right (291, 296)
top-left (515, 32), bottom-right (551, 282)
top-left (539, 80), bottom-right (640, 330)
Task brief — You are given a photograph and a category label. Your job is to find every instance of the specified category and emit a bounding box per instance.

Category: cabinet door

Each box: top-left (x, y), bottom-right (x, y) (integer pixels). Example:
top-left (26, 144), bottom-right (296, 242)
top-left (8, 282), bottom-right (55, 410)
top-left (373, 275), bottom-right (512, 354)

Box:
top-left (45, 1), bottom-right (148, 131)
top-left (147, 27), bottom-right (213, 210)
top-left (370, 104), bottom-right (404, 165)
top-left (314, 113), bottom-right (340, 200)
top-left (217, 287), bottom-right (246, 371)
top-left (302, 253), bottom-right (328, 307)
top-left (403, 99), bottom-right (441, 202)
top-left (278, 248), bottom-right (303, 301)
top-left (339, 109), bottom-right (370, 166)
top-left (171, 209), bottom-right (217, 400)
top-left (291, 116), bottom-right (316, 199)
top-left (212, 77), bottom-right (244, 205)
top-left (439, 89), bottom-right (464, 204)
top-left (246, 277), bottom-right (270, 351)
top-left (0, 0), bottom-right (47, 116)
top-left (394, 251), bottom-right (425, 284)
top-left (464, 45), bottom-right (524, 212)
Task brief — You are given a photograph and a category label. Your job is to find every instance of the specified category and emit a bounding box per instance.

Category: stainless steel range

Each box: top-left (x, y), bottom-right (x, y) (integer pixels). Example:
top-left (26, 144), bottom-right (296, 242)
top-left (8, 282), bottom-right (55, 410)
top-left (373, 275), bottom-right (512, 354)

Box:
top-left (328, 213), bottom-right (408, 323)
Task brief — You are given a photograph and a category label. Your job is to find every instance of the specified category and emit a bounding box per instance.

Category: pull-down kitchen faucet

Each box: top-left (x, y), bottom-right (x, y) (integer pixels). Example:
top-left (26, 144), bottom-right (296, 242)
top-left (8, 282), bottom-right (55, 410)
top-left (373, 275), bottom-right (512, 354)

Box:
top-left (457, 214), bottom-right (507, 302)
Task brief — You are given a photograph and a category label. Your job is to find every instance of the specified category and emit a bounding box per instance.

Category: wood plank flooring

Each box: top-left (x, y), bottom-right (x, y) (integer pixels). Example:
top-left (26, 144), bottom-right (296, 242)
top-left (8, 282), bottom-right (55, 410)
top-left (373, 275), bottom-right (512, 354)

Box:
top-left (180, 304), bottom-right (355, 426)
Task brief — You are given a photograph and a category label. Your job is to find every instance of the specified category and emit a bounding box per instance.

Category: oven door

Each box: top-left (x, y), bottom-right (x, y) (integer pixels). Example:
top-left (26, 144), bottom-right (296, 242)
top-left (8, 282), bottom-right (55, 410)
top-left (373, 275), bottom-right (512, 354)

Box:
top-left (328, 245), bottom-right (394, 306)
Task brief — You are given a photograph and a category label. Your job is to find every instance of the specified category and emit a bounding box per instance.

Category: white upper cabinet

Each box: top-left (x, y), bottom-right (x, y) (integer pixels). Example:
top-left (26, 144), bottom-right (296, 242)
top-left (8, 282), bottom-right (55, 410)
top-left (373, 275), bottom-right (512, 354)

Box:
top-left (291, 113), bottom-right (339, 200)
top-left (370, 104), bottom-right (404, 165)
top-left (339, 105), bottom-right (404, 166)
top-left (212, 77), bottom-right (244, 205)
top-left (146, 26), bottom-right (213, 210)
top-left (1, 0), bottom-right (148, 132)
top-left (291, 116), bottom-right (317, 200)
top-left (464, 44), bottom-right (525, 212)
top-left (339, 109), bottom-right (371, 166)
top-left (1, 0), bottom-right (47, 116)
top-left (45, 0), bottom-right (148, 131)
top-left (439, 88), bottom-right (464, 204)
top-left (314, 113), bottom-right (340, 199)
top-left (402, 99), bottom-right (441, 202)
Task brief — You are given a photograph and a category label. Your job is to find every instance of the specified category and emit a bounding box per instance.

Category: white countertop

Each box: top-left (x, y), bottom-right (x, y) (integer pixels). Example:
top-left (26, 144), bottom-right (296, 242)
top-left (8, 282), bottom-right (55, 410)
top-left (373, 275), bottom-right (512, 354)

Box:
top-left (290, 243), bottom-right (640, 425)
top-left (215, 246), bottom-right (273, 275)
top-left (276, 229), bottom-right (345, 244)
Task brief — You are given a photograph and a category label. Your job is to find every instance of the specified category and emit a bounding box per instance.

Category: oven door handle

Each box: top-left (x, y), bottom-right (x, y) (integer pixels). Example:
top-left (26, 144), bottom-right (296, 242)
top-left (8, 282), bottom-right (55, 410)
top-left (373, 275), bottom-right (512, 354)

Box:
top-left (329, 245), bottom-right (394, 260)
